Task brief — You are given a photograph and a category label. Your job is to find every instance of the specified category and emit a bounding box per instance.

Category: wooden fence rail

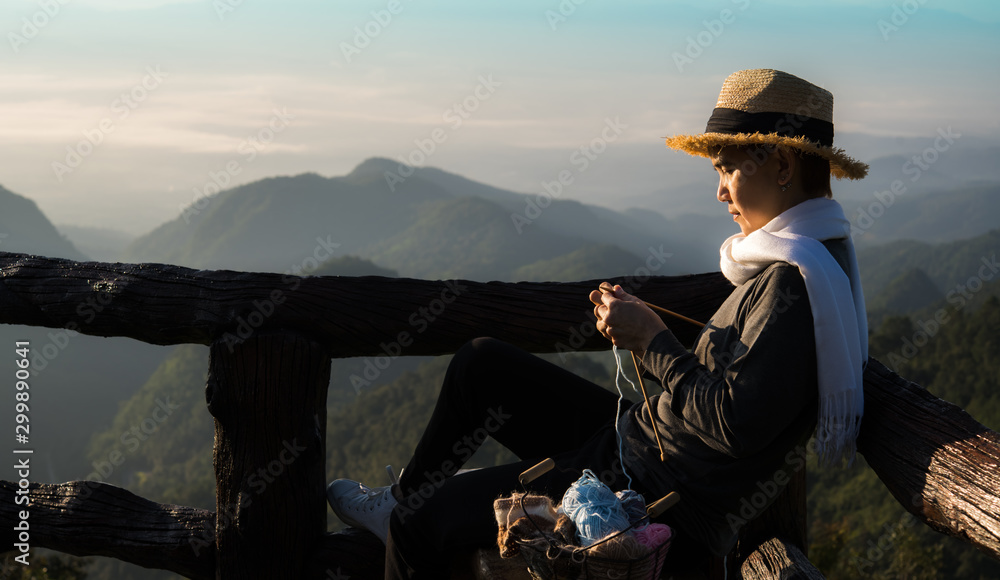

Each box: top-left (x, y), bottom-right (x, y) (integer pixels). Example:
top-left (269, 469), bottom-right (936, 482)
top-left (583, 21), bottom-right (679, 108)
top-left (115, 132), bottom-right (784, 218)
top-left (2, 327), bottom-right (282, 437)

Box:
top-left (0, 252), bottom-right (729, 352)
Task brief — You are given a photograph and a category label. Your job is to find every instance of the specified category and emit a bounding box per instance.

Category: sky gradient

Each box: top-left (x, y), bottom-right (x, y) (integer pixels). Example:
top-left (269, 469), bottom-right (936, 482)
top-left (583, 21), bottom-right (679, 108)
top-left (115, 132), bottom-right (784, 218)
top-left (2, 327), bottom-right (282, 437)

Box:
top-left (1, 0), bottom-right (998, 233)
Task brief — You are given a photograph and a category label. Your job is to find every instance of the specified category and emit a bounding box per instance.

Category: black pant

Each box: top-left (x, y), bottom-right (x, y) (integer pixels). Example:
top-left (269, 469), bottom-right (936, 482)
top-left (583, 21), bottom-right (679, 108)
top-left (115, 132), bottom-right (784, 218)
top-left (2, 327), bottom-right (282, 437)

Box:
top-left (384, 337), bottom-right (642, 579)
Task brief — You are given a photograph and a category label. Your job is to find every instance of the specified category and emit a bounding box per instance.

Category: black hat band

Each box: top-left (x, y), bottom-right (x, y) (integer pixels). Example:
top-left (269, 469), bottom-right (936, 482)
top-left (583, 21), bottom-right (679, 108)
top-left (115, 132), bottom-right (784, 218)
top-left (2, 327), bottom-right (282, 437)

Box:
top-left (705, 107), bottom-right (834, 147)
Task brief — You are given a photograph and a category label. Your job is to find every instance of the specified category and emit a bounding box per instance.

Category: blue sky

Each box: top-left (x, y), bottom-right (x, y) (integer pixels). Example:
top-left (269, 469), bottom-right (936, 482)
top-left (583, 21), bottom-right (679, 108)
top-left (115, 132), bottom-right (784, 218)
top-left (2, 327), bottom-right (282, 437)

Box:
top-left (1, 0), bottom-right (998, 233)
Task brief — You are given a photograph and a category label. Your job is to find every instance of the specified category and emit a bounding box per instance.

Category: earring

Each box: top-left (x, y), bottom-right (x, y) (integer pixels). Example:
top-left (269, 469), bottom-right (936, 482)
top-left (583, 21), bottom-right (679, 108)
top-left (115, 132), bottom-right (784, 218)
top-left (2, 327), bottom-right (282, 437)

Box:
top-left (780, 183), bottom-right (788, 192)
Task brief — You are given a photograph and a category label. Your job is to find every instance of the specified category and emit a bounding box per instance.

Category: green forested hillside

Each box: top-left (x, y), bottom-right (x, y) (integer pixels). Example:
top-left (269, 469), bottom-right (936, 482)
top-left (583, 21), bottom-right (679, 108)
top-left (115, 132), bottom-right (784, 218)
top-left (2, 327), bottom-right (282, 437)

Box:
top-left (857, 229), bottom-right (1000, 299)
top-left (869, 297), bottom-right (1000, 423)
top-left (809, 251), bottom-right (1000, 579)
top-left (0, 551), bottom-right (91, 579)
top-left (865, 267), bottom-right (943, 326)
top-left (807, 295), bottom-right (1000, 580)
top-left (87, 343), bottom-right (216, 510)
top-left (512, 243), bottom-right (643, 282)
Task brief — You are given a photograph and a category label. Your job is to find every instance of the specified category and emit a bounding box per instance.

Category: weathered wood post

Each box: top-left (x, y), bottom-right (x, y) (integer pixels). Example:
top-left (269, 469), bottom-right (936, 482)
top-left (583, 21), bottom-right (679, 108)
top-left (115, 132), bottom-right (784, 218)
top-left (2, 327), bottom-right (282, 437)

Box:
top-left (205, 331), bottom-right (331, 579)
top-left (736, 469), bottom-right (822, 579)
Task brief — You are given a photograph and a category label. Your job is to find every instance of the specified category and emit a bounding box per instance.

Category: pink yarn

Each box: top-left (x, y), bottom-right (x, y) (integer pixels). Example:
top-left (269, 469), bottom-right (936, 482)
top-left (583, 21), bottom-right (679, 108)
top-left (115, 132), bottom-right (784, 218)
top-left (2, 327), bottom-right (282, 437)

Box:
top-left (634, 523), bottom-right (673, 551)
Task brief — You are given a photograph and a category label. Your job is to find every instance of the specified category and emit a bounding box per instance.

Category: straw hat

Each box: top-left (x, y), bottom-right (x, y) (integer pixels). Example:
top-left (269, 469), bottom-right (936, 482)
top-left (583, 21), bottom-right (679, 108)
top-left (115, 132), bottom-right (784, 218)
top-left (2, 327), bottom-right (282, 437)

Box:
top-left (664, 69), bottom-right (868, 180)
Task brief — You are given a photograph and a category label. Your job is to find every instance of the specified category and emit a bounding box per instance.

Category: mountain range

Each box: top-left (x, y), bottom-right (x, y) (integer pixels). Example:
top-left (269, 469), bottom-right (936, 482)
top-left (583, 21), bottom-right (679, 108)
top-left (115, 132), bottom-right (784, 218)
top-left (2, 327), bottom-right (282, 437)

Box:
top-left (118, 158), bottom-right (715, 278)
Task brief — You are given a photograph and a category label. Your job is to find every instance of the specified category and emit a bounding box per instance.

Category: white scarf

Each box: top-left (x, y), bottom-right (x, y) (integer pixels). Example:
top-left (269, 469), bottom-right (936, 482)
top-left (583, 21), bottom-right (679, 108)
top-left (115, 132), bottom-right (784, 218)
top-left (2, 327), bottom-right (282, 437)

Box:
top-left (719, 197), bottom-right (867, 466)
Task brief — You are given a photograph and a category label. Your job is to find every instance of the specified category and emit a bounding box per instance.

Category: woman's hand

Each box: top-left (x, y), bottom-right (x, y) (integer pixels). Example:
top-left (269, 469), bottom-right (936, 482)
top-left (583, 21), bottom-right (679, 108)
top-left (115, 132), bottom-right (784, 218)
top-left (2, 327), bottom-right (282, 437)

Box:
top-left (588, 284), bottom-right (668, 355)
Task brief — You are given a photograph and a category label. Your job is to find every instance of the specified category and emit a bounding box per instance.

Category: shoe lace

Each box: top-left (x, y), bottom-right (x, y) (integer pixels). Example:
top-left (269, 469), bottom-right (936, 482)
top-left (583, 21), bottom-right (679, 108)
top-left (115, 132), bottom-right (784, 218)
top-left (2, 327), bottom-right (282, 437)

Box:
top-left (355, 484), bottom-right (392, 512)
top-left (347, 465), bottom-right (398, 513)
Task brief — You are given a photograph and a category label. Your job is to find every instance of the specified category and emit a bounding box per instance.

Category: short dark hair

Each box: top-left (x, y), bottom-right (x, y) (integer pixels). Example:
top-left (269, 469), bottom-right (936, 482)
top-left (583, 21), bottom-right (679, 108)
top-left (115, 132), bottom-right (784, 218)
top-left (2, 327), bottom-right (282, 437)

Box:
top-left (797, 152), bottom-right (831, 197)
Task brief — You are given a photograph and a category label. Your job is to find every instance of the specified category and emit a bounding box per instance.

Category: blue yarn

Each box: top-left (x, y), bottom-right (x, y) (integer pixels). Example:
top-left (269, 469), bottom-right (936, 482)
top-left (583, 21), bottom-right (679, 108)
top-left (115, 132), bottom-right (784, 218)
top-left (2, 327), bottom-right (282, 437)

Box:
top-left (611, 345), bottom-right (638, 490)
top-left (558, 469), bottom-right (632, 546)
top-left (615, 489), bottom-right (648, 530)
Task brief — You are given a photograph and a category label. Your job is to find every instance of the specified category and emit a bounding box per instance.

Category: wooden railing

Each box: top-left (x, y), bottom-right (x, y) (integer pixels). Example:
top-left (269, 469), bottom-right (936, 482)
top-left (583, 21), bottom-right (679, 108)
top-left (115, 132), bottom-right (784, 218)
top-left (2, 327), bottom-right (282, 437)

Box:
top-left (0, 251), bottom-right (997, 579)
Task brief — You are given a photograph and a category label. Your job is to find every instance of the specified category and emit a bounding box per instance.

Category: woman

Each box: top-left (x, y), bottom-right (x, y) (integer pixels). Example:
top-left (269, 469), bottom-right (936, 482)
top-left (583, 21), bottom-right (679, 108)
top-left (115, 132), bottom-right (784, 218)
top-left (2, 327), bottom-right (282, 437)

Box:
top-left (327, 69), bottom-right (869, 579)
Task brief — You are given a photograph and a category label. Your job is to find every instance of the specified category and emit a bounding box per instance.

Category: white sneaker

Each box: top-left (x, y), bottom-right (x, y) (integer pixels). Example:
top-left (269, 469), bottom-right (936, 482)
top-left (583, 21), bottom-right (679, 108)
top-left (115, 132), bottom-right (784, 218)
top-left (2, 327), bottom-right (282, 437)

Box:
top-left (327, 479), bottom-right (397, 543)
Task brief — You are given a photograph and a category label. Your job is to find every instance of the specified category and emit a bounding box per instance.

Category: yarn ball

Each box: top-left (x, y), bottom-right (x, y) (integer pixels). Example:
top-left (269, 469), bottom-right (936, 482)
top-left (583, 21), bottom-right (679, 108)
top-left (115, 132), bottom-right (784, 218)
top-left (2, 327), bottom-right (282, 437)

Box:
top-left (587, 530), bottom-right (646, 560)
top-left (558, 470), bottom-right (631, 547)
top-left (634, 522), bottom-right (673, 551)
top-left (615, 489), bottom-right (648, 528)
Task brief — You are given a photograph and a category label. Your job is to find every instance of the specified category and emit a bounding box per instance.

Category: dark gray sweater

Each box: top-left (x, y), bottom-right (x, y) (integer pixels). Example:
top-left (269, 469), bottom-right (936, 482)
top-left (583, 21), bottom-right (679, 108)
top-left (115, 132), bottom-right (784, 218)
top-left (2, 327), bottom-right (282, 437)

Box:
top-left (619, 239), bottom-right (851, 555)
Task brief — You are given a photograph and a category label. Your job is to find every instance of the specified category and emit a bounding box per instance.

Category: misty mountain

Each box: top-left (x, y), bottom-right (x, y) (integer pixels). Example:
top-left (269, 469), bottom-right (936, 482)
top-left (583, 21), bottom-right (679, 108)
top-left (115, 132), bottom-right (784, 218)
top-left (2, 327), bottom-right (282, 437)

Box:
top-left (856, 229), bottom-right (1000, 301)
top-left (0, 185), bottom-right (87, 260)
top-left (834, 141), bottom-right (1000, 202)
top-left (0, 187), bottom-right (166, 491)
top-left (826, 142), bottom-right (1000, 246)
top-left (831, 152), bottom-right (962, 204)
top-left (845, 182), bottom-right (1000, 247)
top-left (56, 224), bottom-right (135, 262)
top-left (365, 195), bottom-right (578, 279)
top-left (117, 150), bottom-right (999, 284)
top-left (121, 158), bottom-right (709, 278)
top-left (404, 159), bottom-right (720, 274)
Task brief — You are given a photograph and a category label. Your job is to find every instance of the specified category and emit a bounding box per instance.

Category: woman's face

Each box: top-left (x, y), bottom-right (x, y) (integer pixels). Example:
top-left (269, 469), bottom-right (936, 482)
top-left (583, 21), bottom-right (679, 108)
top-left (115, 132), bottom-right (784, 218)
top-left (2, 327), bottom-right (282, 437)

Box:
top-left (711, 146), bottom-right (793, 236)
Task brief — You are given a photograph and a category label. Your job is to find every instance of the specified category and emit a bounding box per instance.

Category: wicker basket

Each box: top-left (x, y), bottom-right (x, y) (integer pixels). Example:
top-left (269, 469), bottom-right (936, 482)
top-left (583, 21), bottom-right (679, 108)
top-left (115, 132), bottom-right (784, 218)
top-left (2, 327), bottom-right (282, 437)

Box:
top-left (517, 529), bottom-right (672, 580)
top-left (505, 461), bottom-right (677, 580)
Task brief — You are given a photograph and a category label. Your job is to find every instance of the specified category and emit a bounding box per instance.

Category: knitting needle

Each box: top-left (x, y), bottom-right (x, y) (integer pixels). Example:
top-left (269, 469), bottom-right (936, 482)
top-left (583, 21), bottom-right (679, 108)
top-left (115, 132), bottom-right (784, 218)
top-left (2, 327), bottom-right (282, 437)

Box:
top-left (598, 282), bottom-right (705, 328)
top-left (519, 458), bottom-right (555, 486)
top-left (632, 352), bottom-right (667, 463)
top-left (597, 283), bottom-right (669, 463)
top-left (647, 491), bottom-right (681, 517)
